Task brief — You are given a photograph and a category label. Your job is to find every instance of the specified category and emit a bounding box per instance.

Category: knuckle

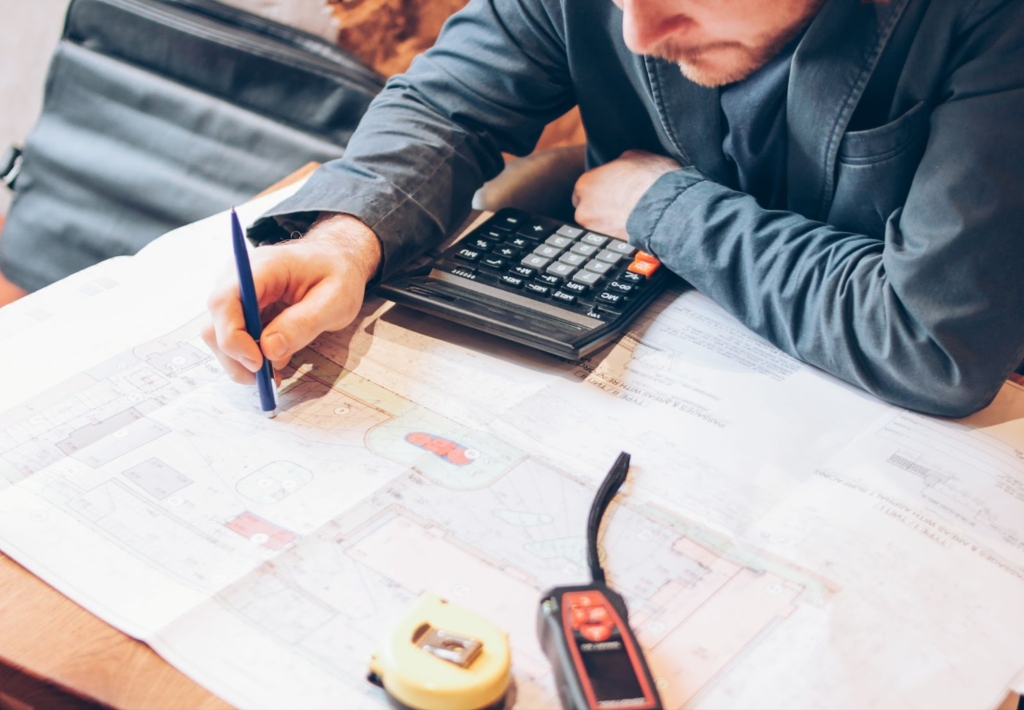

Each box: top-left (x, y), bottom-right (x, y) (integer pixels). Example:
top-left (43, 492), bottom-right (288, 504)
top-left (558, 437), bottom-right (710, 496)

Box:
top-left (200, 321), bottom-right (216, 347)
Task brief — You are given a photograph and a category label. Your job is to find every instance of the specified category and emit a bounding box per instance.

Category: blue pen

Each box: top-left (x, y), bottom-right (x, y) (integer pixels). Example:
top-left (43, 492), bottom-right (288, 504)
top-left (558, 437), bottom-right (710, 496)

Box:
top-left (231, 208), bottom-right (278, 418)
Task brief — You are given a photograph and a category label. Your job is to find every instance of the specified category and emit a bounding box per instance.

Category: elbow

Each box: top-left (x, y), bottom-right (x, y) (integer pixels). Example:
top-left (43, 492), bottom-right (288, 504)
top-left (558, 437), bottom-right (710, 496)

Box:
top-left (872, 358), bottom-right (1008, 419)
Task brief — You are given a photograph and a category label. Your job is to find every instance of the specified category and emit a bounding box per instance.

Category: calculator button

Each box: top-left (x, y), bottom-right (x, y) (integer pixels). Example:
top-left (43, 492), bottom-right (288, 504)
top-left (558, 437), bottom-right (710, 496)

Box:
top-left (581, 233), bottom-right (609, 247)
top-left (570, 243), bottom-right (599, 258)
top-left (558, 252), bottom-right (588, 268)
top-left (596, 291), bottom-right (624, 308)
top-left (510, 265), bottom-right (536, 279)
top-left (627, 258), bottom-right (660, 277)
top-left (545, 235), bottom-right (574, 250)
top-left (556, 224), bottom-right (583, 239)
top-left (621, 271), bottom-right (646, 286)
top-left (466, 237), bottom-right (495, 251)
top-left (525, 282), bottom-right (551, 297)
top-left (521, 254), bottom-right (551, 270)
top-left (519, 218), bottom-right (558, 239)
top-left (492, 211), bottom-right (525, 231)
top-left (509, 236), bottom-right (532, 249)
top-left (533, 245), bottom-right (562, 259)
top-left (499, 274), bottom-right (525, 288)
top-left (455, 248), bottom-right (482, 262)
top-left (562, 281), bottom-right (588, 295)
top-left (551, 290), bottom-right (577, 306)
top-left (607, 280), bottom-right (634, 296)
top-left (605, 240), bottom-right (637, 256)
top-left (478, 228), bottom-right (507, 242)
top-left (635, 250), bottom-right (659, 264)
top-left (537, 273), bottom-right (562, 287)
top-left (584, 260), bottom-right (613, 275)
top-left (546, 262), bottom-right (576, 279)
top-left (495, 246), bottom-right (521, 259)
top-left (573, 270), bottom-right (604, 287)
top-left (595, 250), bottom-right (624, 265)
top-left (480, 256), bottom-right (507, 270)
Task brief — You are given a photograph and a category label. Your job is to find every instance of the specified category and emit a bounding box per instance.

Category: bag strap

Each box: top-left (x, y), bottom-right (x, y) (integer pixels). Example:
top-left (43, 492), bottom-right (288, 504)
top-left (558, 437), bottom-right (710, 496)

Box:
top-left (1, 147), bottom-right (22, 191)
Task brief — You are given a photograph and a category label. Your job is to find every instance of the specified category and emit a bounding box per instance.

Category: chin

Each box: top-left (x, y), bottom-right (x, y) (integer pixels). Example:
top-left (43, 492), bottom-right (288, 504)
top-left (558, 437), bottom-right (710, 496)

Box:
top-left (677, 58), bottom-right (760, 88)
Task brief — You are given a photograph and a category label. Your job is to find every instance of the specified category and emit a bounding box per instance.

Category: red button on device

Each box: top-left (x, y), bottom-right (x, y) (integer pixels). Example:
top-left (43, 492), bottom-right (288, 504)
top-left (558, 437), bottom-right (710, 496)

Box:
top-left (571, 607), bottom-right (589, 628)
top-left (580, 623), bottom-right (613, 642)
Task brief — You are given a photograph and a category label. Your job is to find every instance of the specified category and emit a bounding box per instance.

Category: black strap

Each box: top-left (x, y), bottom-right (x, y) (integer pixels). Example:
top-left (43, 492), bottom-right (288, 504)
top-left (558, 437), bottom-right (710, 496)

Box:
top-left (1, 146), bottom-right (22, 190)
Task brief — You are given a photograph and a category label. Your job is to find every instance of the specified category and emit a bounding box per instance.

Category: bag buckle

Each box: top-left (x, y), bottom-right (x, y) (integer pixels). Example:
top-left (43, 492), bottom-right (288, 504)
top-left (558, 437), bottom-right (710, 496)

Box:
top-left (1, 147), bottom-right (23, 190)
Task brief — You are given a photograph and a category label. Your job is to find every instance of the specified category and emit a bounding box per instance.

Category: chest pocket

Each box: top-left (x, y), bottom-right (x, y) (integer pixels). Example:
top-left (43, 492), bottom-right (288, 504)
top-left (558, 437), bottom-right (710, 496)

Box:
top-left (828, 100), bottom-right (930, 239)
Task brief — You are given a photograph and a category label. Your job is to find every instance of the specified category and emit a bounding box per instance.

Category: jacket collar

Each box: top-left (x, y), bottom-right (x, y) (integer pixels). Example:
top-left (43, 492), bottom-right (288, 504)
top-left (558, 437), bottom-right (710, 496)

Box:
top-left (643, 0), bottom-right (911, 218)
top-left (787, 0), bottom-right (911, 219)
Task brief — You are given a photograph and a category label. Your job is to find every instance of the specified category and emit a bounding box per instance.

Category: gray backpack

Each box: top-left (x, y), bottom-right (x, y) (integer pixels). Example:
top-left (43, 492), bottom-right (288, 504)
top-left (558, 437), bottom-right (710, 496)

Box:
top-left (0, 0), bottom-right (384, 291)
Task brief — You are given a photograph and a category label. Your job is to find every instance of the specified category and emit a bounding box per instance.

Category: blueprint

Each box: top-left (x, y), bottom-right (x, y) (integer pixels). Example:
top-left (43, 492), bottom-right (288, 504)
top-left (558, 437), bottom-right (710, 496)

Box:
top-left (1, 194), bottom-right (1024, 708)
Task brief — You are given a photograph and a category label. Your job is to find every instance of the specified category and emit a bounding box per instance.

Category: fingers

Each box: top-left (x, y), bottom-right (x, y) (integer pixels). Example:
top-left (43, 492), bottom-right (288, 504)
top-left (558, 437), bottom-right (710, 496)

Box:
top-left (205, 281), bottom-right (264, 384)
top-left (260, 280), bottom-right (361, 366)
top-left (201, 319), bottom-right (257, 384)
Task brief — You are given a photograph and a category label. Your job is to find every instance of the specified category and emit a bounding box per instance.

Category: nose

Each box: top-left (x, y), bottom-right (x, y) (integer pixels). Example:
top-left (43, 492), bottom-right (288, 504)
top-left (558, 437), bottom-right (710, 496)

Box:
top-left (620, 0), bottom-right (691, 55)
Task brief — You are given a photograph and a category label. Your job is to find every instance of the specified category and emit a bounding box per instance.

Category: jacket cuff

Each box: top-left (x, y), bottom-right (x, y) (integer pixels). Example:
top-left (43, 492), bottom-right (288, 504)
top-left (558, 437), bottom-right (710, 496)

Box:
top-left (246, 161), bottom-right (445, 284)
top-left (625, 166), bottom-right (707, 257)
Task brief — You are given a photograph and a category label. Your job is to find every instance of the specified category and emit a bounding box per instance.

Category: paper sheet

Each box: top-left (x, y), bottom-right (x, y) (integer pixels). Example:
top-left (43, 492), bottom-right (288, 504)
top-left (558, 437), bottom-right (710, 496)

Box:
top-left (1, 192), bottom-right (1022, 708)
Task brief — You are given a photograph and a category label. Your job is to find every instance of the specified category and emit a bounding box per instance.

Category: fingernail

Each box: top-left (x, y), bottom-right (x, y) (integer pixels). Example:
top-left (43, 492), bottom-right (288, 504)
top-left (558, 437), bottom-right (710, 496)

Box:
top-left (242, 356), bottom-right (261, 372)
top-left (263, 333), bottom-right (286, 360)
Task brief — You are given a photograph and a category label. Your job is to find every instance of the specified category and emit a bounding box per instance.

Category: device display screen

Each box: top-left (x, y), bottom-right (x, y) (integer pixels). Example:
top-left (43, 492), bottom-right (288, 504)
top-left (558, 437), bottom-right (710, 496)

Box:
top-left (581, 642), bottom-right (645, 702)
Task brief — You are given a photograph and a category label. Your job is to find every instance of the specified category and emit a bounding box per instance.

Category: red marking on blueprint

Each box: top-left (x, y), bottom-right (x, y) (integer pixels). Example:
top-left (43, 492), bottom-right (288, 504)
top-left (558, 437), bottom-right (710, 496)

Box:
top-left (405, 432), bottom-right (474, 466)
top-left (225, 512), bottom-right (298, 550)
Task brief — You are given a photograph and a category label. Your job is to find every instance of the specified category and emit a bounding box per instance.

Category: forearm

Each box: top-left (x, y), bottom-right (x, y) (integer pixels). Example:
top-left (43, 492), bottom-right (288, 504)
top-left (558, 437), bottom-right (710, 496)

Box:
top-left (249, 0), bottom-right (574, 279)
top-left (627, 169), bottom-right (1024, 416)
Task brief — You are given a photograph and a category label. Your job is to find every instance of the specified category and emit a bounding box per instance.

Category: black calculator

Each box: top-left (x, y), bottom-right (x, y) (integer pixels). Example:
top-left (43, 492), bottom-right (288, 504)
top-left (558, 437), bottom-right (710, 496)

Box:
top-left (376, 208), bottom-right (669, 358)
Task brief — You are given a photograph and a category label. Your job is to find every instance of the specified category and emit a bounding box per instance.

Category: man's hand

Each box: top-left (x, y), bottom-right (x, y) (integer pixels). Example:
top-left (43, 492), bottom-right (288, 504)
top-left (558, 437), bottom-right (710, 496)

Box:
top-left (572, 149), bottom-right (681, 239)
top-left (203, 213), bottom-right (382, 384)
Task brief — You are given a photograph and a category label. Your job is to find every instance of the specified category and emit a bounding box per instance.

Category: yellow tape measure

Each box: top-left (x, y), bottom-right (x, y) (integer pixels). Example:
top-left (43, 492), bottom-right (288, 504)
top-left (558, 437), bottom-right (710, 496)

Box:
top-left (368, 593), bottom-right (513, 710)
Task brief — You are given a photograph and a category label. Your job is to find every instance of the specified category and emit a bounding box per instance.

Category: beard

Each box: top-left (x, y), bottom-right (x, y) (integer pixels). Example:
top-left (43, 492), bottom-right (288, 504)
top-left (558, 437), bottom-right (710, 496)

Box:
top-left (649, 12), bottom-right (816, 87)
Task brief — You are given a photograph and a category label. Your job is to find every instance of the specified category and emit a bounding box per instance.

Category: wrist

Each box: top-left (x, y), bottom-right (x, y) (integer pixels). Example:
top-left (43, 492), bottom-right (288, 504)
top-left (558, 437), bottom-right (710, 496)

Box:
top-left (306, 212), bottom-right (383, 284)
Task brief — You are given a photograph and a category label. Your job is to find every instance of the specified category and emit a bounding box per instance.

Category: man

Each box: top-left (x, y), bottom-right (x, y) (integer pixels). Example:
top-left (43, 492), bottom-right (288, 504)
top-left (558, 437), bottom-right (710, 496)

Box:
top-left (204, 0), bottom-right (1024, 417)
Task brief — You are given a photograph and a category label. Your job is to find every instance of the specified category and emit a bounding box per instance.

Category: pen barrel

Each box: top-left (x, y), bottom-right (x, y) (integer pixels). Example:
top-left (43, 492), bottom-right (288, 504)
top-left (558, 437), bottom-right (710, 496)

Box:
top-left (255, 357), bottom-right (277, 413)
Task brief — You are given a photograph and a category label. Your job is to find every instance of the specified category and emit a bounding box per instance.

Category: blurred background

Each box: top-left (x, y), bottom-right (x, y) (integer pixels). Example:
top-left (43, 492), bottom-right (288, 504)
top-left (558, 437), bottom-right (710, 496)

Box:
top-left (0, 0), bottom-right (585, 216)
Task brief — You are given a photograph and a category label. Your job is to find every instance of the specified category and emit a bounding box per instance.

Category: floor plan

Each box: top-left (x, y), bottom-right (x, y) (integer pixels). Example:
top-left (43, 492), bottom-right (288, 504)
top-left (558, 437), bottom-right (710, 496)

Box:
top-left (2, 199), bottom-right (1024, 708)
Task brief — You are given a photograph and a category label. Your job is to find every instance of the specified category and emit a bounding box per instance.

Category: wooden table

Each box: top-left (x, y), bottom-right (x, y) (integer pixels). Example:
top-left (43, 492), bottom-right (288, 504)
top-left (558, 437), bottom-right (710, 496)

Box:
top-left (2, 161), bottom-right (1021, 709)
top-left (0, 164), bottom-right (319, 710)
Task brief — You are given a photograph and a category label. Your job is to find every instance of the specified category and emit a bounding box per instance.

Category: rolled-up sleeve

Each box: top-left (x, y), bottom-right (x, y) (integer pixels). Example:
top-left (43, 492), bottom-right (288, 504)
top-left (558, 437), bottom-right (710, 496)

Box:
top-left (249, 0), bottom-right (575, 281)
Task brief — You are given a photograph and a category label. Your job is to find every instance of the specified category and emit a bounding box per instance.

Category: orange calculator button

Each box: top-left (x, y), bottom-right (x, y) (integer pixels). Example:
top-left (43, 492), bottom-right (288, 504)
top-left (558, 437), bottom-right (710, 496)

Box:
top-left (628, 258), bottom-right (660, 277)
top-left (635, 250), bottom-right (659, 264)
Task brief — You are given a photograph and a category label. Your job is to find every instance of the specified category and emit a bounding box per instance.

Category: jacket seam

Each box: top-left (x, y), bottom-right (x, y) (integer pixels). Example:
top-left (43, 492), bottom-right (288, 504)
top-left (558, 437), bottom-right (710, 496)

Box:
top-left (818, 0), bottom-right (911, 218)
top-left (644, 57), bottom-right (691, 165)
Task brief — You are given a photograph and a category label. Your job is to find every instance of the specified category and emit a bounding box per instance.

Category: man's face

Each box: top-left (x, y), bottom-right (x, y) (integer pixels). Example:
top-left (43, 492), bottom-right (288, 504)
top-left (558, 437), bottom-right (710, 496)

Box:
top-left (611, 0), bottom-right (826, 87)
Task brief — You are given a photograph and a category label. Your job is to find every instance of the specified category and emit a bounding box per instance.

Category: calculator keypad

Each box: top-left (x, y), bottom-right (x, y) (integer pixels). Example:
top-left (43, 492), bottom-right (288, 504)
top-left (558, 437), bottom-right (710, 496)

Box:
top-left (434, 209), bottom-right (662, 322)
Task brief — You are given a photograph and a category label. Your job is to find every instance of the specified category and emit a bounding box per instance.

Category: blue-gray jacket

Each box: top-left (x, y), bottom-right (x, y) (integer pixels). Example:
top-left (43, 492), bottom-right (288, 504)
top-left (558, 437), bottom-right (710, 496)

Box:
top-left (252, 0), bottom-right (1024, 417)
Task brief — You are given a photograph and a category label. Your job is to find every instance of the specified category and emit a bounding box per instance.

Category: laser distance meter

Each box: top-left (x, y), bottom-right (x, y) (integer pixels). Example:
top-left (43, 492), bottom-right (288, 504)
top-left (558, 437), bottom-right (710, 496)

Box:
top-left (536, 452), bottom-right (662, 710)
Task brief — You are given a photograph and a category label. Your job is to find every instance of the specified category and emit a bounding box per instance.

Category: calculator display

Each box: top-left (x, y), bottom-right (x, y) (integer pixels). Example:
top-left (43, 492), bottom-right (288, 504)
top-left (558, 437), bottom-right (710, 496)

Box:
top-left (377, 208), bottom-right (670, 358)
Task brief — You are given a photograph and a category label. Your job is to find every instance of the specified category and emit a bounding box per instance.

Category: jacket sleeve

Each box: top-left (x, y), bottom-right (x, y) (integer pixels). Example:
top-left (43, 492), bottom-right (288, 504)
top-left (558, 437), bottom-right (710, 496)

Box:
top-left (627, 1), bottom-right (1024, 417)
top-left (249, 0), bottom-right (575, 280)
